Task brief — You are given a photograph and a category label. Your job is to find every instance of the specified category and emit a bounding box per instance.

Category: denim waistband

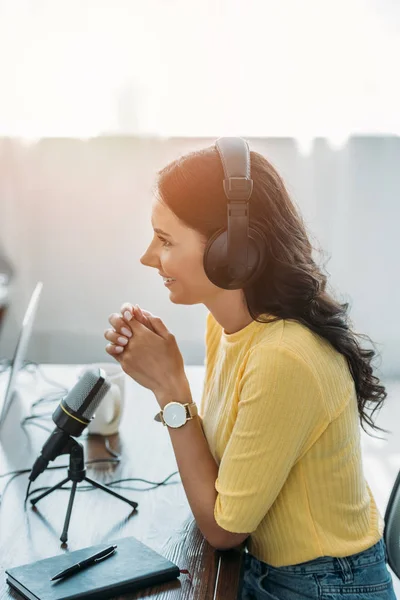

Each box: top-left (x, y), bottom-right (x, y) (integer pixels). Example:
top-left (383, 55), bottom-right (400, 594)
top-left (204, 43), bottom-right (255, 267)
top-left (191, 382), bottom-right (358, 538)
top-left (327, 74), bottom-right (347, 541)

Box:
top-left (246, 538), bottom-right (387, 578)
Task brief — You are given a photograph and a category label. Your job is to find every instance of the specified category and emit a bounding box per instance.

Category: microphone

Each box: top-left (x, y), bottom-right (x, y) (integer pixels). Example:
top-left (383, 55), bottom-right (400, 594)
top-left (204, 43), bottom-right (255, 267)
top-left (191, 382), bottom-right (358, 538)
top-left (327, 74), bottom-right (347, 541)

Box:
top-left (29, 367), bottom-right (111, 482)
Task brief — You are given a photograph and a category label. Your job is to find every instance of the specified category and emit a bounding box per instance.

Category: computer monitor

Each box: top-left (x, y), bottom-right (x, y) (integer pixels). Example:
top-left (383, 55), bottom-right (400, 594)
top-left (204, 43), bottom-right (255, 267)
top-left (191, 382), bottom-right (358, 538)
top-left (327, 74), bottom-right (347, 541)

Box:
top-left (0, 281), bottom-right (43, 428)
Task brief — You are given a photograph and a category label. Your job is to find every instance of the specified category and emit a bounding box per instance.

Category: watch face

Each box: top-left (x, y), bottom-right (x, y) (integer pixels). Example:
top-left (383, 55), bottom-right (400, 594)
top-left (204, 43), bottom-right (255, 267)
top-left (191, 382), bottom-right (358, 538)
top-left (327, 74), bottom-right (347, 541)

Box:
top-left (163, 402), bottom-right (186, 428)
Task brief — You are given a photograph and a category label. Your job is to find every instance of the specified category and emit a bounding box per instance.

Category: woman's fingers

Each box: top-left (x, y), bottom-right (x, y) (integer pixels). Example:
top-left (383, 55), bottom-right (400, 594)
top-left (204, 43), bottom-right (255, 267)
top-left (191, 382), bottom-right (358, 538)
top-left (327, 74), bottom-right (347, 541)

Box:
top-left (108, 303), bottom-right (156, 344)
top-left (108, 313), bottom-right (133, 338)
top-left (135, 306), bottom-right (156, 332)
top-left (105, 343), bottom-right (124, 356)
top-left (105, 306), bottom-right (136, 360)
top-left (104, 328), bottom-right (129, 347)
top-left (120, 302), bottom-right (147, 328)
top-left (120, 302), bottom-right (134, 322)
top-left (104, 327), bottom-right (129, 357)
top-left (120, 302), bottom-right (156, 333)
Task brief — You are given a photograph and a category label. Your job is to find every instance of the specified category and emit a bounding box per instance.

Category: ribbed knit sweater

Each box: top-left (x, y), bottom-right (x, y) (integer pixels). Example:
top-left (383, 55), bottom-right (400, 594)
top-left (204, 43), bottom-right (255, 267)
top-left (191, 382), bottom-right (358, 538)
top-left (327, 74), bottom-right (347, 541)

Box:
top-left (199, 311), bottom-right (383, 567)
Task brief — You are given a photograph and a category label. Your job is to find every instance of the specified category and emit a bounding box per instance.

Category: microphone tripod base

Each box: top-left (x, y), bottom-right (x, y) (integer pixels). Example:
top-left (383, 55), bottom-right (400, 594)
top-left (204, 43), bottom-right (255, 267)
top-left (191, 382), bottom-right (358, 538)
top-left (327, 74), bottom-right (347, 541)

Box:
top-left (30, 437), bottom-right (138, 544)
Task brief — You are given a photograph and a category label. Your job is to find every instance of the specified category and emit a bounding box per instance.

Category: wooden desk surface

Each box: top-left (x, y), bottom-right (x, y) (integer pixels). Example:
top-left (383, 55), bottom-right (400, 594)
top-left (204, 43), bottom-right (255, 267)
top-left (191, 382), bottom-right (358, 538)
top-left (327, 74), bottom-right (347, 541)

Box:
top-left (0, 364), bottom-right (244, 599)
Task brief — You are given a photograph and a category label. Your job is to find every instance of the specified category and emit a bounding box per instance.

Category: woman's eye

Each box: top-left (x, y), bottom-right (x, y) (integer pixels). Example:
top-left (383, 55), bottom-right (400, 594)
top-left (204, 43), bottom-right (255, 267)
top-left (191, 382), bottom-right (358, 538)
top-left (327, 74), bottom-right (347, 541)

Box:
top-left (158, 236), bottom-right (171, 248)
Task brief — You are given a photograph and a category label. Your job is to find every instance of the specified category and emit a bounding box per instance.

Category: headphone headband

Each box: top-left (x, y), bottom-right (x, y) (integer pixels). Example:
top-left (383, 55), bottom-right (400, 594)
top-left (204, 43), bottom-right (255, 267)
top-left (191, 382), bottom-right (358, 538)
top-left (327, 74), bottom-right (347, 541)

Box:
top-left (215, 137), bottom-right (252, 280)
top-left (203, 136), bottom-right (266, 289)
top-left (215, 137), bottom-right (253, 201)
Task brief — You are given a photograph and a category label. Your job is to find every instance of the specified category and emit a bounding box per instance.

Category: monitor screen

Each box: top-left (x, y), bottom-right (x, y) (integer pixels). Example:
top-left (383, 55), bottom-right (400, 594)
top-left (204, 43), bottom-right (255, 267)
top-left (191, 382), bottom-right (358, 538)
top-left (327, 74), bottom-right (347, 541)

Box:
top-left (0, 282), bottom-right (43, 428)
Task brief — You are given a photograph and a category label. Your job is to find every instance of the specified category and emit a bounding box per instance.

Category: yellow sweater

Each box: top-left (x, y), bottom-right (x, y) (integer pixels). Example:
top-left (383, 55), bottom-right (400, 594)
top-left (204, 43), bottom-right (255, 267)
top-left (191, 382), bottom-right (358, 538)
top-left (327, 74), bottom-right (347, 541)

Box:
top-left (199, 311), bottom-right (384, 567)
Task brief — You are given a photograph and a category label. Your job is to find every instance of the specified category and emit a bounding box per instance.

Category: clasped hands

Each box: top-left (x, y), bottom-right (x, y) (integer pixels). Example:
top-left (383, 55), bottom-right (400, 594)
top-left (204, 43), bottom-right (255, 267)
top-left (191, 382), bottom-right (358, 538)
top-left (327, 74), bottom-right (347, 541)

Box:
top-left (104, 302), bottom-right (189, 405)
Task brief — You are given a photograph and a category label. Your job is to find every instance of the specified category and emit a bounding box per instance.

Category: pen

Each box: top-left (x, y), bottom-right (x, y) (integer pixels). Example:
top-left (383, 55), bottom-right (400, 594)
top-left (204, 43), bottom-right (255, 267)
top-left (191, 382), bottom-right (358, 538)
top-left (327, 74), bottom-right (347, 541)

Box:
top-left (50, 545), bottom-right (117, 581)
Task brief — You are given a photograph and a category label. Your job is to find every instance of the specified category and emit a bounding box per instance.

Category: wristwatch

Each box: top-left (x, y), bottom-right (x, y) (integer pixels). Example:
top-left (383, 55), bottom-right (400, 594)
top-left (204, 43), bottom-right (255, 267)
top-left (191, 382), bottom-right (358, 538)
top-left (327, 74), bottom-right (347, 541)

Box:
top-left (154, 401), bottom-right (198, 428)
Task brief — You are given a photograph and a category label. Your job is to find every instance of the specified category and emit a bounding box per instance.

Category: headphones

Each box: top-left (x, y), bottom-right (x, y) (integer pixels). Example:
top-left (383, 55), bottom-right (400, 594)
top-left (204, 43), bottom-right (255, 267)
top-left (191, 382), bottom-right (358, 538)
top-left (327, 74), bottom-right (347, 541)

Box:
top-left (203, 137), bottom-right (267, 290)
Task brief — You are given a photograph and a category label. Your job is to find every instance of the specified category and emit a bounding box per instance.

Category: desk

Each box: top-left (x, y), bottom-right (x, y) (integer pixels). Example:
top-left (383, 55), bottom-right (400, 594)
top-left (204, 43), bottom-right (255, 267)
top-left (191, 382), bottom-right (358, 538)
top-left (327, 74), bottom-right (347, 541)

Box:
top-left (0, 364), bottom-right (244, 599)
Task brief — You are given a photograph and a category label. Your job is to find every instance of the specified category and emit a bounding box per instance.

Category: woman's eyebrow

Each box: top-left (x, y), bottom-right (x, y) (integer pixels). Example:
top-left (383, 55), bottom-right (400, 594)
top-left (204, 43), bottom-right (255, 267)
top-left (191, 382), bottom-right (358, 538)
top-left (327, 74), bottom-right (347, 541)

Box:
top-left (154, 228), bottom-right (172, 238)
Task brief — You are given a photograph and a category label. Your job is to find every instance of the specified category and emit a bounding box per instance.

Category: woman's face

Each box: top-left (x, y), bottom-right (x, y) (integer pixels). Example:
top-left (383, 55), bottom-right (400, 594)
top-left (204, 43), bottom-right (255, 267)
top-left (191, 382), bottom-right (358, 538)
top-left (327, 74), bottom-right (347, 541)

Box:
top-left (140, 199), bottom-right (220, 305)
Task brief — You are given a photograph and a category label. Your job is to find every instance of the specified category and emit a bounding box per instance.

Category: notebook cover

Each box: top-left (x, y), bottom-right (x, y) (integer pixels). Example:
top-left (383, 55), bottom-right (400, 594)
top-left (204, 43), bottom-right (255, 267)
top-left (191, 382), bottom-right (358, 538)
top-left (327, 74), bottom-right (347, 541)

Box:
top-left (5, 536), bottom-right (181, 600)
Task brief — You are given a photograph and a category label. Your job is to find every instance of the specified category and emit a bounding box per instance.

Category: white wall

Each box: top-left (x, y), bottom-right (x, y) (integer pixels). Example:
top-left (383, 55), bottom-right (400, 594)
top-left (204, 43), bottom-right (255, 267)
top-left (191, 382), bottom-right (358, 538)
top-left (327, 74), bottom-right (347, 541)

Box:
top-left (0, 136), bottom-right (399, 378)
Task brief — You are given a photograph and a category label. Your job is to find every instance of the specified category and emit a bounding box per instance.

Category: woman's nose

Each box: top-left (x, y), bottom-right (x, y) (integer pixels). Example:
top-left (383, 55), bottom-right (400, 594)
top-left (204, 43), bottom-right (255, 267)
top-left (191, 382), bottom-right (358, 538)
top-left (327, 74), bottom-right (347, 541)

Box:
top-left (140, 248), bottom-right (157, 268)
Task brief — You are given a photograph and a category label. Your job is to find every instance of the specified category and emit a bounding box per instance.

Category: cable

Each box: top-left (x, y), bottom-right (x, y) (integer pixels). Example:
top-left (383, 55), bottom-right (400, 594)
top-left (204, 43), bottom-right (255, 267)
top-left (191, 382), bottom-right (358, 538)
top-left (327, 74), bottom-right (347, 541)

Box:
top-left (15, 364), bottom-right (122, 459)
top-left (22, 361), bottom-right (70, 393)
top-left (21, 420), bottom-right (54, 434)
top-left (0, 458), bottom-right (122, 481)
top-left (31, 392), bottom-right (65, 409)
top-left (0, 460), bottom-right (180, 503)
top-left (19, 416), bottom-right (124, 456)
top-left (24, 471), bottom-right (181, 500)
top-left (0, 363), bottom-right (182, 505)
top-left (0, 359), bottom-right (68, 390)
top-left (25, 481), bottom-right (31, 502)
top-left (0, 364), bottom-right (191, 579)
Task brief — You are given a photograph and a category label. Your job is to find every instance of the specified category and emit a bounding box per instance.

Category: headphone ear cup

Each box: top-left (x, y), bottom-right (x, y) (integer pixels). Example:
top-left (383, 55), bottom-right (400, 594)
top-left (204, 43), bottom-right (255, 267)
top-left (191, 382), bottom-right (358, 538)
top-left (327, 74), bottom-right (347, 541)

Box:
top-left (203, 224), bottom-right (267, 290)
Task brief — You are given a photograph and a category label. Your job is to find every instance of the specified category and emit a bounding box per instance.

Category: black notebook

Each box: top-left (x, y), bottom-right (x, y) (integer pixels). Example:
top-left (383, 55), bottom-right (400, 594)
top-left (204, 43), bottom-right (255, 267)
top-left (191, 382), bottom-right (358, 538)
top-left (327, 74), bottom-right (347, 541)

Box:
top-left (5, 536), bottom-right (181, 600)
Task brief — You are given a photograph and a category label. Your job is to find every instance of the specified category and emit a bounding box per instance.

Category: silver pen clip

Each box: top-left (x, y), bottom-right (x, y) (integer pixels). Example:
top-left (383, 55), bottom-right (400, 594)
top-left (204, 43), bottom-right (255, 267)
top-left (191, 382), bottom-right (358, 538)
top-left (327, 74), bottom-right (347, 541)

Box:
top-left (93, 548), bottom-right (116, 563)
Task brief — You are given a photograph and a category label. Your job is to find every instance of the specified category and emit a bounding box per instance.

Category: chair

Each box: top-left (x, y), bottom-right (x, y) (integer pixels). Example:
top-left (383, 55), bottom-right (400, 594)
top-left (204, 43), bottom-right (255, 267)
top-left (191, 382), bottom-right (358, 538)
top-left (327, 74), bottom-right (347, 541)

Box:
top-left (384, 469), bottom-right (400, 579)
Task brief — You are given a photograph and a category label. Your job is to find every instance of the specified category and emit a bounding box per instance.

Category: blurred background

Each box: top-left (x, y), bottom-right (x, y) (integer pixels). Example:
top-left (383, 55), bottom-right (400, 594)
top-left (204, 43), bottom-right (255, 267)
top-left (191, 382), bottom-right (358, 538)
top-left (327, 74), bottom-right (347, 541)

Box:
top-left (0, 0), bottom-right (399, 373)
top-left (0, 0), bottom-right (400, 591)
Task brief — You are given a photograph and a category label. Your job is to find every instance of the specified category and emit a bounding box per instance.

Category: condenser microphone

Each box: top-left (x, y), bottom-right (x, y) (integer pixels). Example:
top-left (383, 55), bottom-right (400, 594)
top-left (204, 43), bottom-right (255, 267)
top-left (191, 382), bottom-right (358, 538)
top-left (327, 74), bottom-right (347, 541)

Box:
top-left (29, 367), bottom-right (111, 482)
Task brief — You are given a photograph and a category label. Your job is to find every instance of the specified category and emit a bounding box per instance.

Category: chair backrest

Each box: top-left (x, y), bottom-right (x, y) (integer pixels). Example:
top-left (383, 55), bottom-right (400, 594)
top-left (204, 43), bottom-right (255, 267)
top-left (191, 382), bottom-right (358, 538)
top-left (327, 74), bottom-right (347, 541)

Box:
top-left (384, 469), bottom-right (400, 579)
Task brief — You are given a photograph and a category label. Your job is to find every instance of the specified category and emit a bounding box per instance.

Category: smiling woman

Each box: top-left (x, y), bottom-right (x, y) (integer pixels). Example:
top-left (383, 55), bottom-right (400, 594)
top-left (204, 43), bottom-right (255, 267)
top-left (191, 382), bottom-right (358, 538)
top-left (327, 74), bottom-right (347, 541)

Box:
top-left (152, 142), bottom-right (390, 438)
top-left (138, 139), bottom-right (396, 599)
top-left (106, 138), bottom-right (396, 600)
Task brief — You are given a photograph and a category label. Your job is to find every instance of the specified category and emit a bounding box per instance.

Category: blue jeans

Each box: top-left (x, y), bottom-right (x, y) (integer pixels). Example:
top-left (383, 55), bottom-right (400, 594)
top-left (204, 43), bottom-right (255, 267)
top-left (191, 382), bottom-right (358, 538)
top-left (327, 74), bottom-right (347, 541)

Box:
top-left (239, 537), bottom-right (397, 599)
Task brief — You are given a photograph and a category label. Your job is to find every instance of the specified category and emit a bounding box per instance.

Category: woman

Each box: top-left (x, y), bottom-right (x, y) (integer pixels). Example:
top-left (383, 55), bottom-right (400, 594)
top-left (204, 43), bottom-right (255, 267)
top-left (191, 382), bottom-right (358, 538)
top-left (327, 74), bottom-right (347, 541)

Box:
top-left (103, 140), bottom-right (397, 599)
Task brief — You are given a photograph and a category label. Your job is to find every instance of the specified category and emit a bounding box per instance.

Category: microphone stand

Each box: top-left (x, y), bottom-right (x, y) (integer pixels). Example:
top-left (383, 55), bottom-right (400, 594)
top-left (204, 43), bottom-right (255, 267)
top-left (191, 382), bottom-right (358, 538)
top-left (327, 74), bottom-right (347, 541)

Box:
top-left (29, 436), bottom-right (138, 543)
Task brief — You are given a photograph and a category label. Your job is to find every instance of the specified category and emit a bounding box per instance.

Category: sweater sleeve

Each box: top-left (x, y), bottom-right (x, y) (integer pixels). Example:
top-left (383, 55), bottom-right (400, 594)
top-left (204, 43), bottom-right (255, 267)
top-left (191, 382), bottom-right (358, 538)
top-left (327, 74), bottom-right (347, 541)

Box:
top-left (214, 344), bottom-right (329, 533)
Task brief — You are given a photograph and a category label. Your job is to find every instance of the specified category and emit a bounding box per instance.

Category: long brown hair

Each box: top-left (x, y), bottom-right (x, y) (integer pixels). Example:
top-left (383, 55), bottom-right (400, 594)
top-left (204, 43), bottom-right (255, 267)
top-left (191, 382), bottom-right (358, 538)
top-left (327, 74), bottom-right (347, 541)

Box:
top-left (155, 144), bottom-right (389, 438)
